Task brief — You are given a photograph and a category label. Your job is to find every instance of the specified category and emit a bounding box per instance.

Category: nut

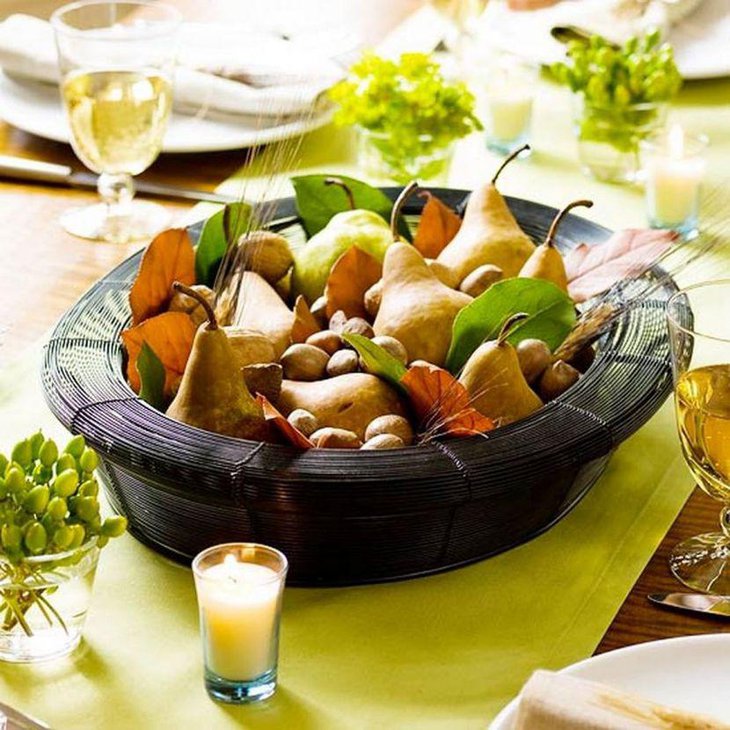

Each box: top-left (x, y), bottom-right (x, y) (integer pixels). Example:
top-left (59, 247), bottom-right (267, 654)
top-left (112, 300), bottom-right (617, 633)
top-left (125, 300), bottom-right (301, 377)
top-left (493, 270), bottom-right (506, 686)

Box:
top-left (569, 344), bottom-right (596, 373)
top-left (364, 414), bottom-right (414, 446)
top-left (169, 284), bottom-right (216, 327)
top-left (459, 264), bottom-right (503, 298)
top-left (287, 408), bottom-right (319, 437)
top-left (539, 360), bottom-right (580, 401)
top-left (225, 327), bottom-right (277, 368)
top-left (326, 349), bottom-right (359, 377)
top-left (329, 310), bottom-right (348, 334)
top-left (370, 336), bottom-right (408, 365)
top-left (363, 280), bottom-right (383, 318)
top-left (361, 434), bottom-right (405, 450)
top-left (306, 330), bottom-right (343, 355)
top-left (280, 343), bottom-right (329, 381)
top-left (426, 259), bottom-right (460, 288)
top-left (310, 427), bottom-right (362, 449)
top-left (239, 230), bottom-right (293, 284)
top-left (310, 296), bottom-right (329, 327)
top-left (342, 317), bottom-right (374, 339)
top-left (515, 338), bottom-right (552, 385)
top-left (243, 363), bottom-right (283, 403)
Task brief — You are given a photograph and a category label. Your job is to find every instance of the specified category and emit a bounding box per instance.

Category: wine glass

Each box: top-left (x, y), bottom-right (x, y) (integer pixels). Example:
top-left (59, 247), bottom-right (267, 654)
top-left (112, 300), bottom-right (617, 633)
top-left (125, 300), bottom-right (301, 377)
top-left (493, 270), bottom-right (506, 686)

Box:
top-left (51, 1), bottom-right (181, 243)
top-left (667, 280), bottom-right (730, 594)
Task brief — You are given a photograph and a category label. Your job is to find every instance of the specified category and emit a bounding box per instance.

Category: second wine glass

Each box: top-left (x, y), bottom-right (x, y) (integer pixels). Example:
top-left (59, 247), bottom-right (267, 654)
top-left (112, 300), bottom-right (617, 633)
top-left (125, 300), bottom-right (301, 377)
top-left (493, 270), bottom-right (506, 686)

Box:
top-left (52, 1), bottom-right (180, 243)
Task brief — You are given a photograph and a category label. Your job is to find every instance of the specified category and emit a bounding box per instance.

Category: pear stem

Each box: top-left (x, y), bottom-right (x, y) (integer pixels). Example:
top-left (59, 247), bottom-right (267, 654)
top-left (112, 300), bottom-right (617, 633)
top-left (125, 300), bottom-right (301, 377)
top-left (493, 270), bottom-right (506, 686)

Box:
top-left (390, 180), bottom-right (419, 239)
top-left (324, 177), bottom-right (356, 210)
top-left (491, 144), bottom-right (530, 185)
top-left (544, 199), bottom-right (594, 248)
top-left (173, 282), bottom-right (218, 330)
top-left (497, 312), bottom-right (530, 345)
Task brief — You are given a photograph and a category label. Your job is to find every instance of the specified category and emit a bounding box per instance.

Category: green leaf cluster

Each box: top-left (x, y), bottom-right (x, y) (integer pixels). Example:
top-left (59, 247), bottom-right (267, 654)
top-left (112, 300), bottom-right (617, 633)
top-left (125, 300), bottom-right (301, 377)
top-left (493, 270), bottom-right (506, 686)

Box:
top-left (342, 334), bottom-right (408, 394)
top-left (195, 202), bottom-right (251, 286)
top-left (445, 278), bottom-right (577, 374)
top-left (329, 52), bottom-right (482, 176)
top-left (551, 31), bottom-right (682, 107)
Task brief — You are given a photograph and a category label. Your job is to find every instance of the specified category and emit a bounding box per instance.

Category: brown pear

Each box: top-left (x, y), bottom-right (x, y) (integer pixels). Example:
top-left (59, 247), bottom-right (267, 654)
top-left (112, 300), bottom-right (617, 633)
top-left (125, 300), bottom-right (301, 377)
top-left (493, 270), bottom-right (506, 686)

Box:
top-left (437, 145), bottom-right (535, 283)
top-left (459, 313), bottom-right (543, 425)
top-left (166, 283), bottom-right (268, 440)
top-left (519, 199), bottom-right (593, 291)
top-left (373, 242), bottom-right (471, 366)
top-left (232, 272), bottom-right (294, 358)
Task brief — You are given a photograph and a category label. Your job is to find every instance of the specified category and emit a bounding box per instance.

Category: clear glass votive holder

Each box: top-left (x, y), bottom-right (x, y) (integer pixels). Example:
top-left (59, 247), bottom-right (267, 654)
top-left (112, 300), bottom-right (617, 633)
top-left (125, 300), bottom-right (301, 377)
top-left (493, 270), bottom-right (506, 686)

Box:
top-left (476, 55), bottom-right (538, 156)
top-left (640, 128), bottom-right (708, 239)
top-left (192, 543), bottom-right (288, 704)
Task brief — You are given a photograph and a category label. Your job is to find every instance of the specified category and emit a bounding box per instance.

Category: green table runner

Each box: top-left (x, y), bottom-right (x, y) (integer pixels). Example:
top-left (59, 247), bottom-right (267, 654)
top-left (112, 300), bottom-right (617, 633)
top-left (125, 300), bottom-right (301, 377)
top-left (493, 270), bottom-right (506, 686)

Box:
top-left (1, 71), bottom-right (728, 728)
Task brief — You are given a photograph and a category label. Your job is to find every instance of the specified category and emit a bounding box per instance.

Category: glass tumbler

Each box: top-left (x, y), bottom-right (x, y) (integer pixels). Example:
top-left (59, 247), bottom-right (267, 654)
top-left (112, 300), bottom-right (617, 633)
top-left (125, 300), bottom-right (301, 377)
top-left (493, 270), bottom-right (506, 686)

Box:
top-left (52, 1), bottom-right (180, 243)
top-left (193, 543), bottom-right (288, 704)
top-left (667, 280), bottom-right (730, 594)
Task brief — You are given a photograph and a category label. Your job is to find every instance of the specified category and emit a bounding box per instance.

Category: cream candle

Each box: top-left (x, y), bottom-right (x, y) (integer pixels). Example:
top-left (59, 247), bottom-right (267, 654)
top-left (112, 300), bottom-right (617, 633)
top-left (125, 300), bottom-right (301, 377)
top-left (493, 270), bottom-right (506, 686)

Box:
top-left (193, 543), bottom-right (287, 704)
top-left (485, 89), bottom-right (533, 143)
top-left (642, 125), bottom-right (707, 236)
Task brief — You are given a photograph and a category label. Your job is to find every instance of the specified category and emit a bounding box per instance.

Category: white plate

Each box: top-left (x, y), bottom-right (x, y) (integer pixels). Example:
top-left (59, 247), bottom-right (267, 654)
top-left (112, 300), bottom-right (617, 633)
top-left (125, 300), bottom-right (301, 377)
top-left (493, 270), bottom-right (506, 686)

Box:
top-left (482, 0), bottom-right (730, 81)
top-left (490, 633), bottom-right (730, 729)
top-left (0, 72), bottom-right (332, 153)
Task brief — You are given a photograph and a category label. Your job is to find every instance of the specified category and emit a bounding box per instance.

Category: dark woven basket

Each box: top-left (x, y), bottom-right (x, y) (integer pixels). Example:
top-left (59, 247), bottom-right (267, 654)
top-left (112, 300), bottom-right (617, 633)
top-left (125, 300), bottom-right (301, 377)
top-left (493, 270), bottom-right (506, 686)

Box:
top-left (41, 189), bottom-right (676, 586)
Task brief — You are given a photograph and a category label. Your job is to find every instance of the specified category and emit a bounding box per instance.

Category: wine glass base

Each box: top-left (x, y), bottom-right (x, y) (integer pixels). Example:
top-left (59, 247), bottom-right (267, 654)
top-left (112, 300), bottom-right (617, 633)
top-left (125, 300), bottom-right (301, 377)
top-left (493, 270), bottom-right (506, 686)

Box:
top-left (669, 532), bottom-right (730, 594)
top-left (60, 200), bottom-right (171, 243)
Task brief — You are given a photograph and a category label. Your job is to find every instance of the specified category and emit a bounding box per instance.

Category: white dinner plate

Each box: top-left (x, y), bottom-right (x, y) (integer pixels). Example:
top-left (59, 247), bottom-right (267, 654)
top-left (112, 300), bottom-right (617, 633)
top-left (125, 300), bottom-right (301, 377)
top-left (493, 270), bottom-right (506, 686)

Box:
top-left (482, 0), bottom-right (730, 81)
top-left (490, 633), bottom-right (730, 729)
top-left (0, 72), bottom-right (332, 153)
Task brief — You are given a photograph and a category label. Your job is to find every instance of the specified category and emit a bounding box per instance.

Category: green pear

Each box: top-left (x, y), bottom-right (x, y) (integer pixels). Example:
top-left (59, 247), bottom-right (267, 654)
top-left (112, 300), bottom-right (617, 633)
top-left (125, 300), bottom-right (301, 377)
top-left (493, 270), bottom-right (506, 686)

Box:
top-left (291, 209), bottom-right (393, 302)
top-left (373, 242), bottom-right (472, 367)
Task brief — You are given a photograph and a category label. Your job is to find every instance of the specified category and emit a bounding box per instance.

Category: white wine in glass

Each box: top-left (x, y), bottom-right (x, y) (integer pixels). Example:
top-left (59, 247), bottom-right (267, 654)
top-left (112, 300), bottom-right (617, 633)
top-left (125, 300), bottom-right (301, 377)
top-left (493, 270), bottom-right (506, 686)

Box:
top-left (667, 280), bottom-right (730, 594)
top-left (52, 1), bottom-right (180, 243)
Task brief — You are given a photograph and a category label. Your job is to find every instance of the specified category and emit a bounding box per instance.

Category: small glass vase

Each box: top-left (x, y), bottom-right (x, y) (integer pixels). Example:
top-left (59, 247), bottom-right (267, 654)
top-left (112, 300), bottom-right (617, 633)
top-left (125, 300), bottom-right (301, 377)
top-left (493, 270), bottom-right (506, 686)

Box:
top-left (356, 127), bottom-right (455, 185)
top-left (572, 96), bottom-right (667, 184)
top-left (0, 539), bottom-right (99, 662)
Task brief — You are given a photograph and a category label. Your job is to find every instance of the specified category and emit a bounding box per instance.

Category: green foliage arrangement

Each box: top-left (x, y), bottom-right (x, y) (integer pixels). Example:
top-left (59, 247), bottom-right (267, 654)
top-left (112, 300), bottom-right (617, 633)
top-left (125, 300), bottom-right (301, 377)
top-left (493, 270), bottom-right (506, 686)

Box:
top-left (329, 52), bottom-right (482, 181)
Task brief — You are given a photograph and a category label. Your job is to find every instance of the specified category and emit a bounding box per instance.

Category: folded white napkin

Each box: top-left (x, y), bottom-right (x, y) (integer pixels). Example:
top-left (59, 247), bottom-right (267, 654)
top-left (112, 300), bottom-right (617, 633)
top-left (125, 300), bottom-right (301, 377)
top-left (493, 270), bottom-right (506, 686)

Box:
top-left (514, 670), bottom-right (730, 729)
top-left (0, 14), bottom-right (344, 118)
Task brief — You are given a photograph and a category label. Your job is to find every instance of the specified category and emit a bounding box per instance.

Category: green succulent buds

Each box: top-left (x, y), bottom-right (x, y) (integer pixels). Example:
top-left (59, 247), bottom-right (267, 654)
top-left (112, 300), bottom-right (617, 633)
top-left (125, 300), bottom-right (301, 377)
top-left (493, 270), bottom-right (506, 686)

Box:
top-left (64, 434), bottom-right (86, 459)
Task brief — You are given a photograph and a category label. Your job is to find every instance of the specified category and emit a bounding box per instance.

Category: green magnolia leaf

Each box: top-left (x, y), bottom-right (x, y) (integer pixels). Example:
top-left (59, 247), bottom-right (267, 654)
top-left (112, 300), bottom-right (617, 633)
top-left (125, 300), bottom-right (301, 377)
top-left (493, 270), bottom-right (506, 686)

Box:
top-left (291, 174), bottom-right (411, 241)
top-left (195, 202), bottom-right (251, 286)
top-left (342, 334), bottom-right (408, 394)
top-left (136, 342), bottom-right (166, 410)
top-left (445, 278), bottom-right (577, 374)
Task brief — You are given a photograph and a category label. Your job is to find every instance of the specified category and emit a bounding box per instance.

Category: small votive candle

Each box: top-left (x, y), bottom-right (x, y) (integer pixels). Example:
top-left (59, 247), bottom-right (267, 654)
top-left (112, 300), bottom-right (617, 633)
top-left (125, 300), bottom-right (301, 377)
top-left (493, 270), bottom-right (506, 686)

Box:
top-left (477, 56), bottom-right (538, 155)
top-left (193, 543), bottom-right (288, 704)
top-left (640, 125), bottom-right (707, 238)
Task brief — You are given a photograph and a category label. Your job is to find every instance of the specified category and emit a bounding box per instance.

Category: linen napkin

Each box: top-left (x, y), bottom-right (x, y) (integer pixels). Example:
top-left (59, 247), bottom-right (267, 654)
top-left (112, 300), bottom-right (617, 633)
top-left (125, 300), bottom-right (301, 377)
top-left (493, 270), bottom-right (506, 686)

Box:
top-left (513, 670), bottom-right (730, 729)
top-left (0, 14), bottom-right (344, 118)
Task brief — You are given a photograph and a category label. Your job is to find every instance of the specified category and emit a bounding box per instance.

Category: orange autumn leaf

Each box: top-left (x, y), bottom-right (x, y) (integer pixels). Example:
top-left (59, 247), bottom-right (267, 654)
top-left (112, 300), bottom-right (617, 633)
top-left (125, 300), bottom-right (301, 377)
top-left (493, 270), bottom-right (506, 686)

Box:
top-left (401, 362), bottom-right (494, 437)
top-left (122, 312), bottom-right (196, 396)
top-left (325, 246), bottom-right (382, 319)
top-left (129, 228), bottom-right (196, 325)
top-left (257, 394), bottom-right (314, 449)
top-left (291, 295), bottom-right (321, 343)
top-left (413, 192), bottom-right (462, 259)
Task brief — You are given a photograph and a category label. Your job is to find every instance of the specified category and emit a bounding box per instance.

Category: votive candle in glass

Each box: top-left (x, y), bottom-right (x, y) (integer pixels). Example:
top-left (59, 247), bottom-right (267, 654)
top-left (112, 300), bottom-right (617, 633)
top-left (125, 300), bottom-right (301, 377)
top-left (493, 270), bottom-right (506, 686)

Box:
top-left (476, 55), bottom-right (538, 155)
top-left (193, 543), bottom-right (288, 704)
top-left (640, 125), bottom-right (707, 238)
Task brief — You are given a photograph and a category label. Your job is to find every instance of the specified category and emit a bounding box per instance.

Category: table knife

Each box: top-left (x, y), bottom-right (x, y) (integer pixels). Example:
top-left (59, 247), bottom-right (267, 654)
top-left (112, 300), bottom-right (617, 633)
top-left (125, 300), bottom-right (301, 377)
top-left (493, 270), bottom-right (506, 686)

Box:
top-left (648, 592), bottom-right (730, 619)
top-left (0, 155), bottom-right (236, 205)
top-left (0, 701), bottom-right (51, 730)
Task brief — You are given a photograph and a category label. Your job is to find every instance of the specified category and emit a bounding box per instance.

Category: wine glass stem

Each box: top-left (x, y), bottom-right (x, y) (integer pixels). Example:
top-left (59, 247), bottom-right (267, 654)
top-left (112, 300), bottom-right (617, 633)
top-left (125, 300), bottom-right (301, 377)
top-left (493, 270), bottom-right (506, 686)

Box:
top-left (97, 172), bottom-right (134, 217)
top-left (721, 506), bottom-right (730, 539)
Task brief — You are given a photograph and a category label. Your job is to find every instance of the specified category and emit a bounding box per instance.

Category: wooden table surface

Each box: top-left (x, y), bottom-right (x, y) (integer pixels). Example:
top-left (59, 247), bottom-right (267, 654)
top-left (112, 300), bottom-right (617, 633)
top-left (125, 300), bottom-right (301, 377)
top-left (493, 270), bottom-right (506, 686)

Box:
top-left (0, 0), bottom-right (725, 668)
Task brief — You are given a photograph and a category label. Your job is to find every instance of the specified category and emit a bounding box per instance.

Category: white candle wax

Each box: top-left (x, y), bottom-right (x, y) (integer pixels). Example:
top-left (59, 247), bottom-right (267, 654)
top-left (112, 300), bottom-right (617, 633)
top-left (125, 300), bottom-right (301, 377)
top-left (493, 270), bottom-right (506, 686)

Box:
top-left (647, 156), bottom-right (704, 227)
top-left (197, 557), bottom-right (281, 681)
top-left (485, 89), bottom-right (533, 141)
